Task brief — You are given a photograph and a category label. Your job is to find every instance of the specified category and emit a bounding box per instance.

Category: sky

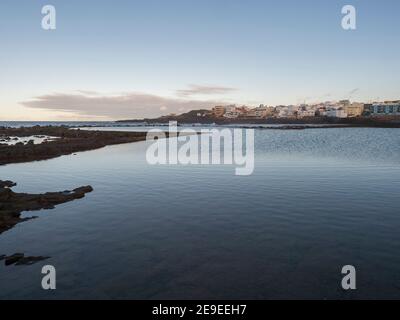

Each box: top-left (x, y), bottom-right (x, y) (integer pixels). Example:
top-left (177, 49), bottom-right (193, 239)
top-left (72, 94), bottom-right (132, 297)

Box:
top-left (0, 0), bottom-right (399, 120)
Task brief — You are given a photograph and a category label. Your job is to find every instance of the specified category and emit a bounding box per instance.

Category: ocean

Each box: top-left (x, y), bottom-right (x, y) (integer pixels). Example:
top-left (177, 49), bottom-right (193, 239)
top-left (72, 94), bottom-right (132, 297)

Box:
top-left (1, 124), bottom-right (400, 299)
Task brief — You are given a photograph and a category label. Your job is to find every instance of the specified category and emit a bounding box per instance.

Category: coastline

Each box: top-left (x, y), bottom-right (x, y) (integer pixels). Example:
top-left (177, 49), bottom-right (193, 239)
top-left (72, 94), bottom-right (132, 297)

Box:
top-left (116, 115), bottom-right (400, 128)
top-left (0, 126), bottom-right (147, 238)
top-left (0, 126), bottom-right (148, 166)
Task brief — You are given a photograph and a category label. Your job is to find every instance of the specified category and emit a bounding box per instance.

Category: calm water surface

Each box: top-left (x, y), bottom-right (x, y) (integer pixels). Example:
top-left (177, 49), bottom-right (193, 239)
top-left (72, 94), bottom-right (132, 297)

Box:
top-left (1, 127), bottom-right (400, 299)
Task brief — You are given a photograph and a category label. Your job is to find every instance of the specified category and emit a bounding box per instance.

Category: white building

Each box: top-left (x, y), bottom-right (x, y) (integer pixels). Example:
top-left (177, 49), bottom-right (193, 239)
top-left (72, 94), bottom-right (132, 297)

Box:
top-left (326, 107), bottom-right (347, 118)
top-left (223, 111), bottom-right (240, 118)
top-left (277, 107), bottom-right (289, 118)
top-left (225, 105), bottom-right (237, 113)
top-left (298, 109), bottom-right (315, 118)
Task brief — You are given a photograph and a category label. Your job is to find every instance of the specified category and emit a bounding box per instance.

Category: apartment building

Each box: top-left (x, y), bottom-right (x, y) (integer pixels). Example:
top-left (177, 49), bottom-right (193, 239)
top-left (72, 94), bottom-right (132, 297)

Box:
top-left (369, 102), bottom-right (400, 116)
top-left (344, 103), bottom-right (364, 117)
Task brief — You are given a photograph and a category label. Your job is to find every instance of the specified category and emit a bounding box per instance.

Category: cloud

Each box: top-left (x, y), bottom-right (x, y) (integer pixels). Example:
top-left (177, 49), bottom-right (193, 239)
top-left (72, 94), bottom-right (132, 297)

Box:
top-left (75, 90), bottom-right (101, 96)
top-left (176, 84), bottom-right (237, 97)
top-left (21, 91), bottom-right (223, 120)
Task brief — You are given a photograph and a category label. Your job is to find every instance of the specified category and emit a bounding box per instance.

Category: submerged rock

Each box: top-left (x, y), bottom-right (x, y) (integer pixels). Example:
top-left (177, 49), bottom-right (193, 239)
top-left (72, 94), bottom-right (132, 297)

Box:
top-left (0, 180), bottom-right (16, 188)
top-left (0, 179), bottom-right (93, 234)
top-left (2, 253), bottom-right (50, 266)
top-left (4, 253), bottom-right (24, 266)
top-left (15, 255), bottom-right (50, 266)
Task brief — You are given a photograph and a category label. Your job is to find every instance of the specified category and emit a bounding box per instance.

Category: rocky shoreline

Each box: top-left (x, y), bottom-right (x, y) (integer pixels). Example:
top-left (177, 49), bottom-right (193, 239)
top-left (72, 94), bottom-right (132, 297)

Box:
top-left (0, 126), bottom-right (148, 165)
top-left (0, 126), bottom-right (149, 261)
top-left (117, 112), bottom-right (400, 128)
top-left (0, 126), bottom-right (152, 238)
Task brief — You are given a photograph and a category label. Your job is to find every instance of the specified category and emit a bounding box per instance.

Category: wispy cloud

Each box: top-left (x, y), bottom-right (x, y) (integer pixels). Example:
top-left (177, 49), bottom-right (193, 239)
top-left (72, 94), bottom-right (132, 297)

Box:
top-left (21, 91), bottom-right (223, 119)
top-left (176, 84), bottom-right (237, 97)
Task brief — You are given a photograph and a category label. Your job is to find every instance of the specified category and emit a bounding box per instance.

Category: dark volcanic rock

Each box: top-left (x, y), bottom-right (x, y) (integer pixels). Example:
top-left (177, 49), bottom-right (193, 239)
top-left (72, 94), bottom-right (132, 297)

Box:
top-left (0, 180), bottom-right (16, 188)
top-left (2, 253), bottom-right (50, 266)
top-left (5, 253), bottom-right (24, 266)
top-left (15, 255), bottom-right (50, 266)
top-left (0, 179), bottom-right (93, 234)
top-left (0, 126), bottom-right (148, 165)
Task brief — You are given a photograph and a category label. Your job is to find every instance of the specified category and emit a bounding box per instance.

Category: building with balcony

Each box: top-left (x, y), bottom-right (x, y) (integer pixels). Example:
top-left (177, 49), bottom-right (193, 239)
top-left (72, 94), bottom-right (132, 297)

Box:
top-left (369, 102), bottom-right (400, 116)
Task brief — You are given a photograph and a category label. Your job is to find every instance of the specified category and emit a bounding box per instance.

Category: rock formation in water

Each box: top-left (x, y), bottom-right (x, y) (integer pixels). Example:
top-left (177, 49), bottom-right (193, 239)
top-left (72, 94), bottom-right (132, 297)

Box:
top-left (0, 253), bottom-right (50, 266)
top-left (0, 179), bottom-right (93, 234)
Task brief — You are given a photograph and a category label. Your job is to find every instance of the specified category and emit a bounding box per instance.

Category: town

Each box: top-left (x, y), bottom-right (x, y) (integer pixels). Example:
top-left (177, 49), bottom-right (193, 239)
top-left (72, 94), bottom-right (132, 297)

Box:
top-left (200, 100), bottom-right (400, 120)
top-left (119, 99), bottom-right (400, 125)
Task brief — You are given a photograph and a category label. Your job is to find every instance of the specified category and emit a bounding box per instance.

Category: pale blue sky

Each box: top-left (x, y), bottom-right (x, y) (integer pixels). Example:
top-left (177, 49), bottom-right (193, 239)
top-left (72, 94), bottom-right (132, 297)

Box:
top-left (0, 0), bottom-right (399, 120)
